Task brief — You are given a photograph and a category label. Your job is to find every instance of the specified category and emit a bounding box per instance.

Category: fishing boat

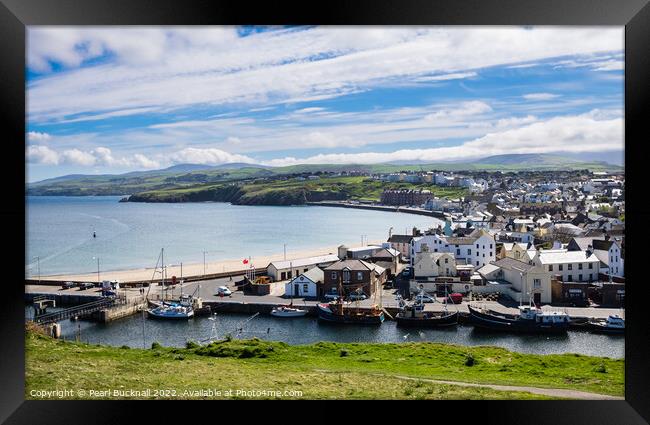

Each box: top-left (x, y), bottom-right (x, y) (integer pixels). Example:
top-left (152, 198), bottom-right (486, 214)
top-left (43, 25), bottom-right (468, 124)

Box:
top-left (394, 293), bottom-right (458, 327)
top-left (146, 248), bottom-right (194, 320)
top-left (587, 314), bottom-right (625, 334)
top-left (468, 299), bottom-right (570, 334)
top-left (317, 275), bottom-right (384, 324)
top-left (270, 305), bottom-right (309, 317)
top-left (317, 301), bottom-right (384, 324)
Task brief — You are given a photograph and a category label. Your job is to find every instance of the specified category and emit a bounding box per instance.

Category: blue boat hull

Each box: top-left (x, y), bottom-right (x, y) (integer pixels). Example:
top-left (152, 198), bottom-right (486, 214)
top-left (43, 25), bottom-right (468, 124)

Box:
top-left (468, 305), bottom-right (569, 334)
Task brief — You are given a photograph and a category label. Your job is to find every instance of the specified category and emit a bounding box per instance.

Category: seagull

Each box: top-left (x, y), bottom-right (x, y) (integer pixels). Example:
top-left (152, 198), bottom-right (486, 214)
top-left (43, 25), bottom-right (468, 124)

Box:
top-left (402, 333), bottom-right (410, 340)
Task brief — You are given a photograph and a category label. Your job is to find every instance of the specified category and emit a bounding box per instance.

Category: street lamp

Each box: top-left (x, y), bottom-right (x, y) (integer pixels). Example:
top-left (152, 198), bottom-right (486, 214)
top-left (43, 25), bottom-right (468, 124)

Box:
top-left (92, 256), bottom-right (100, 286)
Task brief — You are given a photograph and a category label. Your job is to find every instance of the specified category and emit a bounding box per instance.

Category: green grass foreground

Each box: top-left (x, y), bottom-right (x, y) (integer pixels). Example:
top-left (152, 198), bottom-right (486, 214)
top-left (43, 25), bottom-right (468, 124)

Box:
top-left (25, 330), bottom-right (623, 400)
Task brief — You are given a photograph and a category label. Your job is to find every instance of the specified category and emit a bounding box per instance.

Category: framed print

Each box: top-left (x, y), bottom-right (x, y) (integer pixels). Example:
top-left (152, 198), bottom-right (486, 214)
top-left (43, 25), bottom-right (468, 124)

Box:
top-left (2, 0), bottom-right (649, 423)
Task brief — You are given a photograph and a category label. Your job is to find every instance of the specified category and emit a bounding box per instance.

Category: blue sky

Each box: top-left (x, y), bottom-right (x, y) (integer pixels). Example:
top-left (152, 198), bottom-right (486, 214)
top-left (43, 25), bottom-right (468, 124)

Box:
top-left (26, 26), bottom-right (624, 182)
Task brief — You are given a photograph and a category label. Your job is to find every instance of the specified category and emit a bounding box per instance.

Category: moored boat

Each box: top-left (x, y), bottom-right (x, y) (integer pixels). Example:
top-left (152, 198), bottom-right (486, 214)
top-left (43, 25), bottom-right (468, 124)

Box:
top-left (588, 314), bottom-right (624, 334)
top-left (394, 294), bottom-right (458, 327)
top-left (147, 303), bottom-right (195, 320)
top-left (271, 305), bottom-right (309, 317)
top-left (317, 301), bottom-right (384, 324)
top-left (145, 248), bottom-right (194, 320)
top-left (468, 303), bottom-right (570, 334)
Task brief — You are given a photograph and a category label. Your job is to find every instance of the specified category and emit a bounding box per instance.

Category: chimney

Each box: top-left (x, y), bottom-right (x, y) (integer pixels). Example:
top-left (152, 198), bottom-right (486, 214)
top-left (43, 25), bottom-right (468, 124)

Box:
top-left (586, 244), bottom-right (593, 257)
top-left (604, 233), bottom-right (610, 241)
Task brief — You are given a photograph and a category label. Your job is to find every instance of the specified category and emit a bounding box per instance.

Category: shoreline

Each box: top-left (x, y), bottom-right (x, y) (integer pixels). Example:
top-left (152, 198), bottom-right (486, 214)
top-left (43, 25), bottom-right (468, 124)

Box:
top-left (35, 240), bottom-right (383, 283)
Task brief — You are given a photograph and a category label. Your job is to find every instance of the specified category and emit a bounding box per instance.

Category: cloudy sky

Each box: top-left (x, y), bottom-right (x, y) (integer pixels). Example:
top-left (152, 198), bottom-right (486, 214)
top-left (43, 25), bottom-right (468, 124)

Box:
top-left (26, 26), bottom-right (624, 182)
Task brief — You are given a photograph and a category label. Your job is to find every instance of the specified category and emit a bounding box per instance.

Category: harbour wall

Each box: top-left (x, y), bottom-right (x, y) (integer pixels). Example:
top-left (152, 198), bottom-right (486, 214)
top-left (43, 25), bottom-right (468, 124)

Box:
top-left (305, 201), bottom-right (447, 219)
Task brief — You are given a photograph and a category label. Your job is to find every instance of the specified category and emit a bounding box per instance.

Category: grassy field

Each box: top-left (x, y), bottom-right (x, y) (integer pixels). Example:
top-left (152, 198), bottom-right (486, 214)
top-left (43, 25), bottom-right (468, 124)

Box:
top-left (128, 176), bottom-right (468, 205)
top-left (25, 330), bottom-right (623, 400)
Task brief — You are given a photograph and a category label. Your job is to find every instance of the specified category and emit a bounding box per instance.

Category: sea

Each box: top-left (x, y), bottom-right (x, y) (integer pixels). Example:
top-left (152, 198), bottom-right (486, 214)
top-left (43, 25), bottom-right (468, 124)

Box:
top-left (25, 196), bottom-right (440, 276)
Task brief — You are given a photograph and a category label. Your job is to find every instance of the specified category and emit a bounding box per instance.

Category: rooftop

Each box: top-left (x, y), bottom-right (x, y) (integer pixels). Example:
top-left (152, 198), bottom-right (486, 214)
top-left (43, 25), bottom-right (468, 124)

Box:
top-left (269, 254), bottom-right (340, 270)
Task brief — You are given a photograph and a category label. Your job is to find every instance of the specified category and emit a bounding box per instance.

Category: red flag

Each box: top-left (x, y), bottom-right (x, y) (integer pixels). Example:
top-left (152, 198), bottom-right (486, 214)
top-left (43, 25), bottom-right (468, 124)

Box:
top-left (243, 259), bottom-right (249, 264)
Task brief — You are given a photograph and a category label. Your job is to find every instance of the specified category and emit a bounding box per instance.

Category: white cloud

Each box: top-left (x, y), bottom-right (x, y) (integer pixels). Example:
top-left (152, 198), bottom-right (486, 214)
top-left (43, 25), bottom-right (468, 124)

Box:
top-left (61, 149), bottom-right (96, 166)
top-left (26, 145), bottom-right (160, 168)
top-left (27, 27), bottom-right (623, 123)
top-left (27, 131), bottom-right (51, 142)
top-left (415, 72), bottom-right (477, 82)
top-left (27, 145), bottom-right (59, 165)
top-left (169, 147), bottom-right (255, 165)
top-left (261, 111), bottom-right (623, 166)
top-left (523, 93), bottom-right (560, 101)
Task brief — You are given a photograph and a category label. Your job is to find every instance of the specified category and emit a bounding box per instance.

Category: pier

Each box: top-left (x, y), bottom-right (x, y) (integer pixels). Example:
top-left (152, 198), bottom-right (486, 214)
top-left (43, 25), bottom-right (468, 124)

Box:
top-left (305, 201), bottom-right (447, 219)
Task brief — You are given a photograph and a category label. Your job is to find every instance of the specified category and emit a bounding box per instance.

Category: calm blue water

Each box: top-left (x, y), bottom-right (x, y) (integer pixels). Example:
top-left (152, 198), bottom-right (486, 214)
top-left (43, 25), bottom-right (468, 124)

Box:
top-left (26, 196), bottom-right (439, 276)
top-left (25, 307), bottom-right (623, 358)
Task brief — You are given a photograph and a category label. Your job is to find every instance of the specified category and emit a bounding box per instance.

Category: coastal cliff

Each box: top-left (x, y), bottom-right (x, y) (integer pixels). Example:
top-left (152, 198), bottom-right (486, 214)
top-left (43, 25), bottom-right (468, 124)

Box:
top-left (126, 185), bottom-right (348, 206)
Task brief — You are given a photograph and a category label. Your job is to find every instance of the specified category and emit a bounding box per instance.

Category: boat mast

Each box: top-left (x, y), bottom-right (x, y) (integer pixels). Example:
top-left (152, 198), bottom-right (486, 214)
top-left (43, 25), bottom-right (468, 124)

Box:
top-left (161, 248), bottom-right (165, 302)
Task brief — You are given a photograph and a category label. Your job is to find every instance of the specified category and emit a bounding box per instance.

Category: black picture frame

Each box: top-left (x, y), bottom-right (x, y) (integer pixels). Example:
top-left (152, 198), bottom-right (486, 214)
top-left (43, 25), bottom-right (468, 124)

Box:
top-left (2, 0), bottom-right (648, 423)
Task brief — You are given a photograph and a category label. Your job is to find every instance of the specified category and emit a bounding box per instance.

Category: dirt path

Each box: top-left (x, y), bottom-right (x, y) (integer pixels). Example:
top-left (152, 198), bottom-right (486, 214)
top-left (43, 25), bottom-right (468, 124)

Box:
top-left (383, 374), bottom-right (623, 400)
top-left (313, 369), bottom-right (623, 400)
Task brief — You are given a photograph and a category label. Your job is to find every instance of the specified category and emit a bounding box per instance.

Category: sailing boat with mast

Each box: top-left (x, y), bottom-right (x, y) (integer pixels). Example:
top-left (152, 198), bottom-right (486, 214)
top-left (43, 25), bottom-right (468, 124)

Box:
top-left (271, 261), bottom-right (308, 317)
top-left (146, 248), bottom-right (194, 320)
top-left (317, 274), bottom-right (384, 324)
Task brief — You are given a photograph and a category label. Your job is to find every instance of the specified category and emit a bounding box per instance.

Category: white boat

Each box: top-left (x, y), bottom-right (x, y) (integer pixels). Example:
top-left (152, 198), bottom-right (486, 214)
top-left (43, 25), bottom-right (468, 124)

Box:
top-left (588, 314), bottom-right (625, 334)
top-left (146, 248), bottom-right (194, 320)
top-left (270, 305), bottom-right (308, 317)
top-left (148, 302), bottom-right (195, 320)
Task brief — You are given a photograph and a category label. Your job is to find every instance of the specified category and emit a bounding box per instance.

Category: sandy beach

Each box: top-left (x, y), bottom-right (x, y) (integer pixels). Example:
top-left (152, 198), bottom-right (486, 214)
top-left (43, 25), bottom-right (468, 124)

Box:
top-left (39, 240), bottom-right (383, 282)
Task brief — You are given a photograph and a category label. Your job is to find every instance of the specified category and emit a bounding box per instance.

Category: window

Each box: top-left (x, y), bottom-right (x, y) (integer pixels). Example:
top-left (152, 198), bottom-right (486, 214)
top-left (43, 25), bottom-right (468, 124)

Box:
top-left (343, 270), bottom-right (350, 282)
top-left (467, 249), bottom-right (471, 255)
top-left (567, 275), bottom-right (572, 282)
top-left (533, 279), bottom-right (541, 288)
top-left (578, 263), bottom-right (583, 270)
top-left (281, 272), bottom-right (286, 280)
top-left (303, 284), bottom-right (309, 292)
top-left (559, 264), bottom-right (563, 271)
top-left (483, 245), bottom-right (485, 249)
top-left (331, 272), bottom-right (337, 280)
top-left (578, 274), bottom-right (583, 281)
top-left (288, 271), bottom-right (293, 279)
top-left (444, 258), bottom-right (448, 264)
top-left (434, 249), bottom-right (438, 252)
top-left (616, 256), bottom-right (618, 262)
top-left (482, 254), bottom-right (485, 258)
top-left (588, 263), bottom-right (593, 269)
top-left (456, 249), bottom-right (460, 255)
top-left (476, 261), bottom-right (479, 266)
top-left (357, 272), bottom-right (363, 281)
top-left (590, 273), bottom-right (594, 281)
top-left (476, 244), bottom-right (479, 249)
top-left (568, 264), bottom-right (572, 271)
top-left (489, 252), bottom-right (493, 257)
top-left (490, 244), bottom-right (493, 249)
top-left (548, 265), bottom-right (553, 272)
top-left (304, 268), bottom-right (308, 273)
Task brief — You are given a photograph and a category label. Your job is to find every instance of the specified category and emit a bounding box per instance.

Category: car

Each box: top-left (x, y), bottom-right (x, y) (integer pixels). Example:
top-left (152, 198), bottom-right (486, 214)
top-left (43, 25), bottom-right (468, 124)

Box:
top-left (216, 286), bottom-right (232, 296)
top-left (79, 282), bottom-right (94, 291)
top-left (323, 290), bottom-right (339, 301)
top-left (415, 293), bottom-right (435, 303)
top-left (61, 281), bottom-right (76, 290)
top-left (347, 293), bottom-right (368, 301)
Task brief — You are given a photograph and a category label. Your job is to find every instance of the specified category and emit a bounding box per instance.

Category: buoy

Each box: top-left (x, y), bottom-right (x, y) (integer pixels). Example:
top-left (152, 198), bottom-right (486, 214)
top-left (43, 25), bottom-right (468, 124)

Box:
top-left (93, 232), bottom-right (96, 238)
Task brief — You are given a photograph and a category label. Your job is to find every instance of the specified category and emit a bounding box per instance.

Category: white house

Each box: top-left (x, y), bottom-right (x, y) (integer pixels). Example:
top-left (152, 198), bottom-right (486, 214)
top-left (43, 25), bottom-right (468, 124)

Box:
top-left (267, 254), bottom-right (339, 281)
top-left (533, 249), bottom-right (601, 283)
top-left (567, 237), bottom-right (624, 277)
top-left (413, 251), bottom-right (457, 278)
top-left (478, 257), bottom-right (553, 304)
top-left (410, 228), bottom-right (496, 268)
top-left (284, 266), bottom-right (324, 298)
